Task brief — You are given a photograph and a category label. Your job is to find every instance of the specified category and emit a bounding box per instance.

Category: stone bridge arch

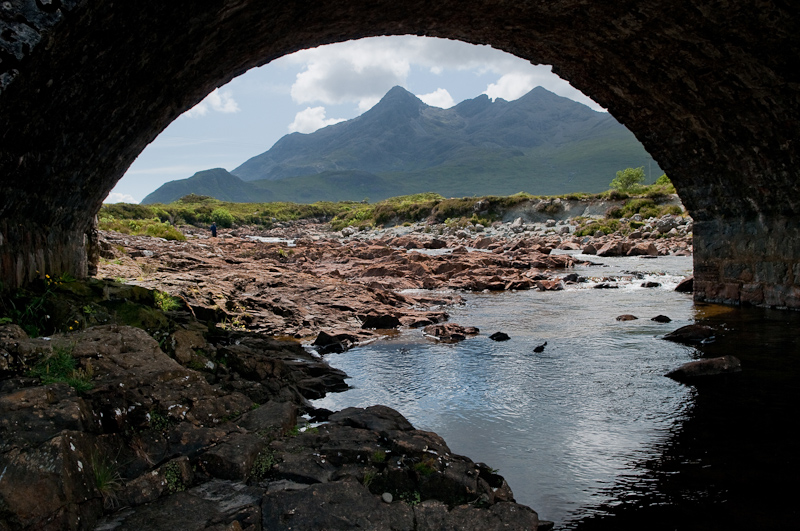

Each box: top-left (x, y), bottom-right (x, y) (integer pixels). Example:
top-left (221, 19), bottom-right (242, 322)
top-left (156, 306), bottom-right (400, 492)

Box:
top-left (1, 1), bottom-right (799, 307)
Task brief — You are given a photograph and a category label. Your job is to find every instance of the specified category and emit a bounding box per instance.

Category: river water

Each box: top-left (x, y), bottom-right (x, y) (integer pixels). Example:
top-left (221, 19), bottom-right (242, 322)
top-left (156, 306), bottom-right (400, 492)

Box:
top-left (311, 254), bottom-right (799, 530)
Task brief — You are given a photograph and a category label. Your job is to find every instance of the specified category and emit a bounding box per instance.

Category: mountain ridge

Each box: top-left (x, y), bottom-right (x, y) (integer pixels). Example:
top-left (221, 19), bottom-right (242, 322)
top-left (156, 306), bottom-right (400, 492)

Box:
top-left (142, 86), bottom-right (660, 204)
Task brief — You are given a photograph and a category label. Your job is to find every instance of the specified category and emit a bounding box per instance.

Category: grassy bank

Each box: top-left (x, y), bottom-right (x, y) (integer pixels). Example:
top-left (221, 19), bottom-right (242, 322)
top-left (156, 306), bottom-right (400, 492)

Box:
top-left (100, 180), bottom-right (679, 236)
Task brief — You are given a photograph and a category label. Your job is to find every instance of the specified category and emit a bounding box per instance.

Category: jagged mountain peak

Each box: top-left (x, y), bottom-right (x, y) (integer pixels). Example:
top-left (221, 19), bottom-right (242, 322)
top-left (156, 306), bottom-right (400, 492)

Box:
top-left (143, 86), bottom-right (658, 204)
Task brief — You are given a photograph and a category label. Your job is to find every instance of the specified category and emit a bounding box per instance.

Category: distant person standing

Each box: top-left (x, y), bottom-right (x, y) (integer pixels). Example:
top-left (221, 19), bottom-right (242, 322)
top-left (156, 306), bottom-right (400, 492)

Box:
top-left (210, 222), bottom-right (217, 237)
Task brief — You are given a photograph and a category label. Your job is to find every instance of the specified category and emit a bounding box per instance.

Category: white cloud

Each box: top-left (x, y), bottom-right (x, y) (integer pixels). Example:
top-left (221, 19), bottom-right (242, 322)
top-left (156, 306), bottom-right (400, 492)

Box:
top-left (289, 107), bottom-right (346, 134)
top-left (282, 36), bottom-right (605, 112)
top-left (484, 72), bottom-right (538, 102)
top-left (105, 192), bottom-right (137, 204)
top-left (288, 40), bottom-right (411, 111)
top-left (417, 88), bottom-right (456, 109)
top-left (184, 88), bottom-right (240, 118)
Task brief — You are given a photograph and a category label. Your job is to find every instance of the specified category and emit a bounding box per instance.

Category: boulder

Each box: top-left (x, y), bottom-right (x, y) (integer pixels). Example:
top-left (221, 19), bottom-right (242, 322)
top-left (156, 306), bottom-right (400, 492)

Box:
top-left (665, 355), bottom-right (742, 381)
top-left (328, 405), bottom-right (415, 434)
top-left (616, 314), bottom-right (638, 321)
top-left (662, 324), bottom-right (715, 344)
top-left (312, 330), bottom-right (358, 353)
top-left (651, 315), bottom-right (672, 323)
top-left (535, 279), bottom-right (564, 291)
top-left (675, 276), bottom-right (694, 293)
top-left (596, 240), bottom-right (625, 257)
top-left (627, 242), bottom-right (658, 256)
top-left (198, 433), bottom-right (266, 481)
top-left (489, 332), bottom-right (511, 341)
top-left (238, 401), bottom-right (297, 436)
top-left (360, 313), bottom-right (402, 329)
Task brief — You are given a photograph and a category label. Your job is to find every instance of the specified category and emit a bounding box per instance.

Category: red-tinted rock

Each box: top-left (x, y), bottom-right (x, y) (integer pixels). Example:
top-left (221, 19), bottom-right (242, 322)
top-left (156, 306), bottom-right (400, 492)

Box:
top-left (423, 323), bottom-right (480, 343)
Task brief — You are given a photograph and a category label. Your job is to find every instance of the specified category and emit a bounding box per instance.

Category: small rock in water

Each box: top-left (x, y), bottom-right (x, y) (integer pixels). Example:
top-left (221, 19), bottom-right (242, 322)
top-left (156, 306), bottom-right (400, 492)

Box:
top-left (641, 281), bottom-right (661, 288)
top-left (489, 331), bottom-right (510, 341)
top-left (382, 492), bottom-right (393, 503)
top-left (593, 282), bottom-right (618, 289)
top-left (616, 314), bottom-right (638, 321)
top-left (651, 315), bottom-right (672, 323)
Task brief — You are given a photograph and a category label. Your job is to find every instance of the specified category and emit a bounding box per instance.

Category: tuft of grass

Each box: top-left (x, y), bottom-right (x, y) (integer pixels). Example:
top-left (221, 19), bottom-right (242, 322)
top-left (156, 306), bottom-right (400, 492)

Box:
top-left (413, 459), bottom-right (436, 477)
top-left (90, 451), bottom-right (123, 508)
top-left (29, 344), bottom-right (94, 392)
top-left (362, 469), bottom-right (377, 487)
top-left (154, 290), bottom-right (181, 312)
top-left (371, 450), bottom-right (387, 463)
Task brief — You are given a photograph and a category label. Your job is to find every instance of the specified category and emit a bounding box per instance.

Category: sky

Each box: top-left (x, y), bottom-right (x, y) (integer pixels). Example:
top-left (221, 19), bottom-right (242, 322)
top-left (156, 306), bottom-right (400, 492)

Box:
top-left (108, 36), bottom-right (605, 204)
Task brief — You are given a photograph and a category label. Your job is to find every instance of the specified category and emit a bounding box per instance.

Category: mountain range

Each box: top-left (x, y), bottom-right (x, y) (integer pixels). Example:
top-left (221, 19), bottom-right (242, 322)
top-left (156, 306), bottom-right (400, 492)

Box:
top-left (142, 86), bottom-right (660, 204)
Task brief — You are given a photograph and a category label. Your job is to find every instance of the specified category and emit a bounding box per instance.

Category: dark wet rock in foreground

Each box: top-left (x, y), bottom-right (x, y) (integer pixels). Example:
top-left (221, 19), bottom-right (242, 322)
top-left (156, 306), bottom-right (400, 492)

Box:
top-left (662, 324), bottom-right (716, 344)
top-left (0, 312), bottom-right (548, 530)
top-left (666, 355), bottom-right (742, 382)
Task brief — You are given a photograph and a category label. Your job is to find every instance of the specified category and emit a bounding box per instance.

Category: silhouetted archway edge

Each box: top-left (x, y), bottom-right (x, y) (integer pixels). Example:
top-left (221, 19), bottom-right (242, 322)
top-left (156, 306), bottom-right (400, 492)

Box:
top-left (1, 1), bottom-right (798, 307)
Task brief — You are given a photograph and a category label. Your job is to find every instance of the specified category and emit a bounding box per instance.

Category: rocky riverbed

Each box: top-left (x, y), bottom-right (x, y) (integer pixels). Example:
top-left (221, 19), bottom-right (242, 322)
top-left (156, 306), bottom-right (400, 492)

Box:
top-left (96, 214), bottom-right (692, 346)
top-left (0, 213), bottom-right (692, 530)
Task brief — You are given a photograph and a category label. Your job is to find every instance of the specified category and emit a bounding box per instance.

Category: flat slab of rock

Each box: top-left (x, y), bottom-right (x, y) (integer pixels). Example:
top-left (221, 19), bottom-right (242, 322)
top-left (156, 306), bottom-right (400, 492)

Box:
top-left (262, 479), bottom-right (415, 530)
top-left (95, 479), bottom-right (262, 531)
top-left (666, 355), bottom-right (742, 381)
top-left (423, 323), bottom-right (479, 343)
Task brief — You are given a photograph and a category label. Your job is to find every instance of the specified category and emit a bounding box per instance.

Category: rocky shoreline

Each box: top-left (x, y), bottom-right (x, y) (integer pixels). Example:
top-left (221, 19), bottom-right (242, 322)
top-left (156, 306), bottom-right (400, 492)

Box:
top-left (1, 213), bottom-right (692, 530)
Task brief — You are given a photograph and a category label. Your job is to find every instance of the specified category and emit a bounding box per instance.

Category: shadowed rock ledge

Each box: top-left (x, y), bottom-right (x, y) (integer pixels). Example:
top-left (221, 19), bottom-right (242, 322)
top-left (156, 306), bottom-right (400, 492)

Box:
top-left (0, 284), bottom-right (551, 530)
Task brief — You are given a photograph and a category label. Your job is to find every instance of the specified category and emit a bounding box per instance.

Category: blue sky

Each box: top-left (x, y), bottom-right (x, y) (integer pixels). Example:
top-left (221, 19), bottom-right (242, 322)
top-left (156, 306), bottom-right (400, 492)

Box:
top-left (108, 36), bottom-right (604, 204)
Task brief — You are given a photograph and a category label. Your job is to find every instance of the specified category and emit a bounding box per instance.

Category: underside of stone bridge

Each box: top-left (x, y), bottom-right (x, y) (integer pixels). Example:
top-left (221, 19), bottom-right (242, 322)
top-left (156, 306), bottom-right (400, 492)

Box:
top-left (1, 0), bottom-right (799, 307)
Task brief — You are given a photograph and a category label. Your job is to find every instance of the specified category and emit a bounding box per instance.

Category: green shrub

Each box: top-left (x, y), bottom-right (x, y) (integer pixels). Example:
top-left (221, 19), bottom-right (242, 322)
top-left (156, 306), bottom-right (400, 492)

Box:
top-left (575, 219), bottom-right (620, 237)
top-left (610, 167), bottom-right (646, 192)
top-left (144, 221), bottom-right (185, 241)
top-left (210, 207), bottom-right (235, 228)
top-left (163, 461), bottom-right (187, 493)
top-left (250, 450), bottom-right (276, 480)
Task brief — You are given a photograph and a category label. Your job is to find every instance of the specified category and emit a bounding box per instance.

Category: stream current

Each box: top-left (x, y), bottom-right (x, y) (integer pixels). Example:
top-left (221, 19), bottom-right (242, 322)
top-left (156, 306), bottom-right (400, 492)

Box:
top-left (311, 254), bottom-right (799, 529)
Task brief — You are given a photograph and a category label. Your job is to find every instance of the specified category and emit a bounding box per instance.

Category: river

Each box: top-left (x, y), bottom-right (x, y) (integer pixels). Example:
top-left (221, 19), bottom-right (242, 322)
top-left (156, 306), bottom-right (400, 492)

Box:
top-left (311, 254), bottom-right (799, 529)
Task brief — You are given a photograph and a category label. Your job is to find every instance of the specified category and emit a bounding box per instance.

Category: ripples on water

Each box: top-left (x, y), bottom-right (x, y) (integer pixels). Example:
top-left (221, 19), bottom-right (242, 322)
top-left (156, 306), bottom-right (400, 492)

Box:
top-left (311, 254), bottom-right (800, 529)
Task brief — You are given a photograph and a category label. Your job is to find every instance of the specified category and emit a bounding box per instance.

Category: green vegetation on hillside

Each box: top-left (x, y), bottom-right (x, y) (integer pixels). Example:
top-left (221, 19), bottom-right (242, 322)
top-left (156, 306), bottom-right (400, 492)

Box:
top-left (102, 176), bottom-right (681, 234)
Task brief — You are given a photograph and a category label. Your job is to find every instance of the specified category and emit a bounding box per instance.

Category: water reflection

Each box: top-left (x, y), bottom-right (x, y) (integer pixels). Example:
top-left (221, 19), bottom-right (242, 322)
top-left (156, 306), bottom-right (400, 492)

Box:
top-left (312, 256), bottom-right (799, 529)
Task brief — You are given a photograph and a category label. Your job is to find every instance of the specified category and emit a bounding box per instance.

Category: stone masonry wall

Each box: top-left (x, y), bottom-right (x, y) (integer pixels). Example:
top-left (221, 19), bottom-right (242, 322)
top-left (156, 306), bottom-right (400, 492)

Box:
top-left (0, 219), bottom-right (89, 289)
top-left (1, 1), bottom-right (799, 305)
top-left (694, 218), bottom-right (800, 309)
